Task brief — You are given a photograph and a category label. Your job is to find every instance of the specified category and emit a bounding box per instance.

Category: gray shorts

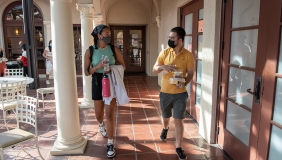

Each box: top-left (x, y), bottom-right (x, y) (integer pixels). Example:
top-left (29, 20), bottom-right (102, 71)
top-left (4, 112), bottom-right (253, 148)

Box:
top-left (159, 92), bottom-right (188, 119)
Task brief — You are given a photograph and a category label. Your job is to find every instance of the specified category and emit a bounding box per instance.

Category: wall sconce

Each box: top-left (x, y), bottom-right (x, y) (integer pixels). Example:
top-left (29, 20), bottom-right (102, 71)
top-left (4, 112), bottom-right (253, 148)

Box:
top-left (15, 28), bottom-right (19, 36)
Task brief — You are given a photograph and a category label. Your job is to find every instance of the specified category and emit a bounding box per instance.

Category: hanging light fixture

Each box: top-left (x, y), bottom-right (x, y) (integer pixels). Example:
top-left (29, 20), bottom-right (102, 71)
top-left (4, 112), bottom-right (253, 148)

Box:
top-left (15, 28), bottom-right (19, 36)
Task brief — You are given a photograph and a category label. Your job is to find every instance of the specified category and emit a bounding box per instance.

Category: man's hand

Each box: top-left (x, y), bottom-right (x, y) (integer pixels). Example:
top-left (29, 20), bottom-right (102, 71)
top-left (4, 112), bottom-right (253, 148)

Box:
top-left (161, 64), bottom-right (177, 72)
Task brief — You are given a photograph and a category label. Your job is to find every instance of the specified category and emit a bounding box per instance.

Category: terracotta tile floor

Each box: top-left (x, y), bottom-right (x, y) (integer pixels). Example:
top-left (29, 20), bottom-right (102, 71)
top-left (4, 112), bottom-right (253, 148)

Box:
top-left (0, 75), bottom-right (230, 160)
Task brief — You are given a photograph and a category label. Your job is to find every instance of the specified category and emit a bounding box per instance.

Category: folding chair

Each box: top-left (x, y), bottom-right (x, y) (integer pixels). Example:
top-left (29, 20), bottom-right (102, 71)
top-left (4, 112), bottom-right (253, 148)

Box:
top-left (4, 68), bottom-right (24, 77)
top-left (0, 80), bottom-right (26, 130)
top-left (0, 96), bottom-right (44, 160)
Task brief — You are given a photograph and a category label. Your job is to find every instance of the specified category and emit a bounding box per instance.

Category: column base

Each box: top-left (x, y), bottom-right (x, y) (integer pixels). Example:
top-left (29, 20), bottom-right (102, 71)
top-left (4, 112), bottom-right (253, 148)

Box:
top-left (50, 136), bottom-right (88, 156)
top-left (79, 99), bottom-right (94, 108)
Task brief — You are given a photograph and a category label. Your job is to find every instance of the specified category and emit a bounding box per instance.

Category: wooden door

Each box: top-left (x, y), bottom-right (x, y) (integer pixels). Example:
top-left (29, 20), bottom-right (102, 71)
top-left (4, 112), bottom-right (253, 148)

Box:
top-left (111, 26), bottom-right (146, 73)
top-left (218, 0), bottom-right (276, 159)
top-left (181, 0), bottom-right (204, 122)
top-left (256, 0), bottom-right (282, 159)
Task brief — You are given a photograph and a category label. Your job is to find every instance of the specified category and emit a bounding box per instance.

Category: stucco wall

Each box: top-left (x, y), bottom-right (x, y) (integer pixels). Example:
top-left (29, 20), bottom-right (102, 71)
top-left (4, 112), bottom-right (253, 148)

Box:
top-left (106, 0), bottom-right (149, 25)
top-left (199, 0), bottom-right (221, 143)
top-left (148, 1), bottom-right (159, 76)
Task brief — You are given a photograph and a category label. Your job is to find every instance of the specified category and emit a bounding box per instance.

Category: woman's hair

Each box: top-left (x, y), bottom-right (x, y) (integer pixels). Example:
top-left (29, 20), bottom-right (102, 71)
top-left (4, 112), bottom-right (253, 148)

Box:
top-left (21, 44), bottom-right (26, 51)
top-left (91, 24), bottom-right (109, 49)
top-left (48, 40), bottom-right (52, 52)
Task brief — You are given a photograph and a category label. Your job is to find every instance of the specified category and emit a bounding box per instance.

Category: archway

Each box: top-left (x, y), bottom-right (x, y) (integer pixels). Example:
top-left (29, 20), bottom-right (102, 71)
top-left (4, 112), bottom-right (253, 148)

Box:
top-left (2, 1), bottom-right (45, 72)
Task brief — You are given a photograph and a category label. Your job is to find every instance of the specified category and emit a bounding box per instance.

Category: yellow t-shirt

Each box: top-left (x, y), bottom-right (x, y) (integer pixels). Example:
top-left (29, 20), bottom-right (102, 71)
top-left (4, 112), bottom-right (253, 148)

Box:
top-left (156, 47), bottom-right (195, 94)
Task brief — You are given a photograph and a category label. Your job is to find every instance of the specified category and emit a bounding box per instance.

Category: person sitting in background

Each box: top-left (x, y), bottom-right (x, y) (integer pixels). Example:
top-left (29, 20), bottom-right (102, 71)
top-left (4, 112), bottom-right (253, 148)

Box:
top-left (17, 44), bottom-right (28, 77)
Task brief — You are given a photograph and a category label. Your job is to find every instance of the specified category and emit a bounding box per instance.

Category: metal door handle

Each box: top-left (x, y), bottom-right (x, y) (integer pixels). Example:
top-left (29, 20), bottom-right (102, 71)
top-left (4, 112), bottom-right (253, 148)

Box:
top-left (247, 77), bottom-right (262, 104)
top-left (247, 88), bottom-right (255, 95)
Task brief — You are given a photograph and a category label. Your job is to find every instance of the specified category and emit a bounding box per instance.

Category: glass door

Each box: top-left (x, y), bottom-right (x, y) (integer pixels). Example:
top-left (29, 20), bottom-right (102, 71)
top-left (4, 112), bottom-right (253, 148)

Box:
top-left (111, 26), bottom-right (146, 73)
top-left (35, 26), bottom-right (45, 73)
top-left (256, 0), bottom-right (282, 159)
top-left (73, 25), bottom-right (82, 74)
top-left (218, 0), bottom-right (268, 159)
top-left (181, 0), bottom-right (203, 123)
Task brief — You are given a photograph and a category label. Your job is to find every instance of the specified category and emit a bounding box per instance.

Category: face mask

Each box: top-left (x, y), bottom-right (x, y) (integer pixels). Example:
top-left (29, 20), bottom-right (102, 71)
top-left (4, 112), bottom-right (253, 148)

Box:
top-left (168, 39), bottom-right (177, 48)
top-left (50, 44), bottom-right (52, 47)
top-left (101, 36), bottom-right (111, 44)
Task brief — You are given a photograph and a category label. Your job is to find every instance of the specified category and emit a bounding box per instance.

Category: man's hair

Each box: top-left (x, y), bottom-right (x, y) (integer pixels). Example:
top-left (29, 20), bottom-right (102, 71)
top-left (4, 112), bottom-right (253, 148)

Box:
top-left (171, 27), bottom-right (186, 41)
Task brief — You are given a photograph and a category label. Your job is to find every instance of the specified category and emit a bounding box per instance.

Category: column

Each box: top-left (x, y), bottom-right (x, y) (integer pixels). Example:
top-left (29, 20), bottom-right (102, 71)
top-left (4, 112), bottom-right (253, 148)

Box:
top-left (43, 21), bottom-right (52, 47)
top-left (76, 3), bottom-right (95, 109)
top-left (50, 0), bottom-right (87, 155)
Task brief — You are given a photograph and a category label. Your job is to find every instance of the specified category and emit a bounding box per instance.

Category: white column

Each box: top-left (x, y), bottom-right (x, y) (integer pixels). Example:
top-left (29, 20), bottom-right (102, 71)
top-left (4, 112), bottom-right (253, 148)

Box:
top-left (76, 3), bottom-right (95, 108)
top-left (50, 0), bottom-right (87, 155)
top-left (43, 21), bottom-right (52, 47)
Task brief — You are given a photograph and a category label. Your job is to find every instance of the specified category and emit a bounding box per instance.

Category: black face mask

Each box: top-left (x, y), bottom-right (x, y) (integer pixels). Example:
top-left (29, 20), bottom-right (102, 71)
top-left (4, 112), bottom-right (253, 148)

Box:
top-left (168, 39), bottom-right (177, 48)
top-left (101, 36), bottom-right (111, 44)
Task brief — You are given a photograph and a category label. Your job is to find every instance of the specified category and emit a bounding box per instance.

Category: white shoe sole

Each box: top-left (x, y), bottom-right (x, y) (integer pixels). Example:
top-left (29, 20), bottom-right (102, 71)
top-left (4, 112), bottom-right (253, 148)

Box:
top-left (107, 151), bottom-right (116, 158)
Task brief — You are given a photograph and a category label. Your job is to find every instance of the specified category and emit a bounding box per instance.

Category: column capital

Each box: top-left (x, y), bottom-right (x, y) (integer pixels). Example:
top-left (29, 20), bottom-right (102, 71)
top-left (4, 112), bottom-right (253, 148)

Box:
top-left (76, 4), bottom-right (95, 19)
top-left (156, 16), bottom-right (161, 28)
top-left (94, 15), bottom-right (104, 25)
top-left (43, 21), bottom-right (51, 29)
top-left (51, 0), bottom-right (72, 2)
top-left (43, 21), bottom-right (51, 25)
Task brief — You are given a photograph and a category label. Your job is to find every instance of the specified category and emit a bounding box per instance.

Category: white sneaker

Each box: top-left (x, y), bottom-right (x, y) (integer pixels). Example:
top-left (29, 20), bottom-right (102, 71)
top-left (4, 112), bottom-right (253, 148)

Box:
top-left (107, 144), bottom-right (116, 158)
top-left (98, 122), bottom-right (108, 138)
top-left (46, 80), bottom-right (50, 84)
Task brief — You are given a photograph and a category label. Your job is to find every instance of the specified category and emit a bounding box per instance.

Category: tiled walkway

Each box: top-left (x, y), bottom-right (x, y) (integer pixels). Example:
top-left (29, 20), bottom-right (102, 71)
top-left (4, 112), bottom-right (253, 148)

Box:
top-left (0, 75), bottom-right (229, 160)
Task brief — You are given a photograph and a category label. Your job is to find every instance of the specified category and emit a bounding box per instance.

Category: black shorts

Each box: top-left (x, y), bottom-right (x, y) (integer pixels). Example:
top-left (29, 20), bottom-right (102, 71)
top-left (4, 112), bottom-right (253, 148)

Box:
top-left (92, 73), bottom-right (103, 100)
top-left (159, 92), bottom-right (188, 119)
top-left (23, 66), bottom-right (28, 77)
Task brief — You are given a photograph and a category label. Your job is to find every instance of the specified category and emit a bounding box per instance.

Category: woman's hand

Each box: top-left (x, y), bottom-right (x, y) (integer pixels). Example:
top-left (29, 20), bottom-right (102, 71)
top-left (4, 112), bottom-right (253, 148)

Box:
top-left (88, 60), bottom-right (105, 75)
top-left (104, 66), bottom-right (111, 74)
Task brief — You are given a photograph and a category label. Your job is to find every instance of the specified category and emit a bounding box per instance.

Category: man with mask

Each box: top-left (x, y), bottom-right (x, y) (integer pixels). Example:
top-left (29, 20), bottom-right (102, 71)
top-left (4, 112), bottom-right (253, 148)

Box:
top-left (152, 27), bottom-right (195, 160)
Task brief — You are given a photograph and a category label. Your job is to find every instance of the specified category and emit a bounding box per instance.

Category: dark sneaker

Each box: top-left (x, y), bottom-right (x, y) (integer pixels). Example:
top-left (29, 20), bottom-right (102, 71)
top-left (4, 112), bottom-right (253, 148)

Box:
top-left (98, 122), bottom-right (108, 138)
top-left (107, 144), bottom-right (116, 158)
top-left (160, 128), bottom-right (168, 141)
top-left (176, 148), bottom-right (187, 160)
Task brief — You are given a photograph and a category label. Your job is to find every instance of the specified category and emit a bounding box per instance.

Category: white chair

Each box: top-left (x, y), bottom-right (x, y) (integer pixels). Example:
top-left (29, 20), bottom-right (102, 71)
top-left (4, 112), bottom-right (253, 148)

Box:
top-left (0, 96), bottom-right (44, 160)
top-left (4, 68), bottom-right (24, 77)
top-left (0, 80), bottom-right (26, 130)
top-left (36, 87), bottom-right (55, 108)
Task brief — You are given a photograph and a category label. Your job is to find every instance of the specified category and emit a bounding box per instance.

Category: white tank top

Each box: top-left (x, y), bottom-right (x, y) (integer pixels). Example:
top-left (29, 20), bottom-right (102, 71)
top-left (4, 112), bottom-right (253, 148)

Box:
top-left (45, 47), bottom-right (52, 57)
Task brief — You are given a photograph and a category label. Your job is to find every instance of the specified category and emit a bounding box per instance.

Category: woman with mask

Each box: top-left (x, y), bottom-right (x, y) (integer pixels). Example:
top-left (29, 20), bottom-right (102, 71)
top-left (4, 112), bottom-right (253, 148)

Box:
top-left (84, 24), bottom-right (126, 158)
top-left (42, 40), bottom-right (53, 84)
